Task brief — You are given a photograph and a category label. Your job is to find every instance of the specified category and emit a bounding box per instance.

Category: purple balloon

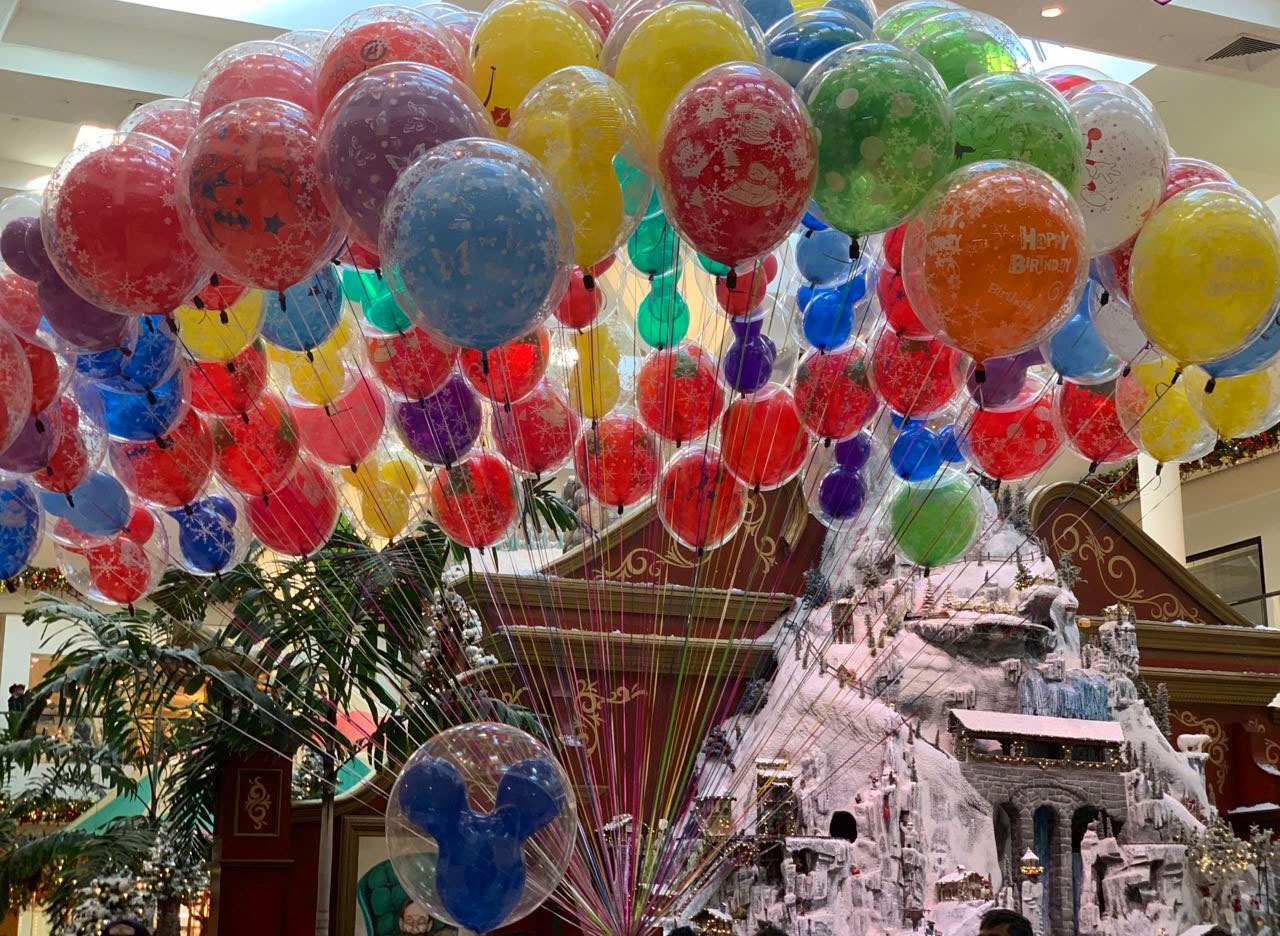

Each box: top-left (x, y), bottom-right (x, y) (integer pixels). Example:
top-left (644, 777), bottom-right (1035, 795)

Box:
top-left (1, 218), bottom-right (42, 281)
top-left (318, 63), bottom-right (494, 249)
top-left (730, 316), bottom-right (764, 340)
top-left (818, 468), bottom-right (866, 520)
top-left (965, 351), bottom-right (1038, 409)
top-left (38, 279), bottom-right (136, 352)
top-left (22, 222), bottom-right (57, 283)
top-left (0, 406), bottom-right (59, 474)
top-left (391, 372), bottom-right (482, 465)
top-left (722, 335), bottom-right (776, 394)
top-left (834, 431), bottom-right (873, 471)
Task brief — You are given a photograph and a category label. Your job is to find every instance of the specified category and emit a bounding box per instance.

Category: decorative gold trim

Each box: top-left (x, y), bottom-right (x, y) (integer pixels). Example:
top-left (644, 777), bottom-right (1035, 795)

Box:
top-left (1171, 710), bottom-right (1228, 795)
top-left (1141, 666), bottom-right (1280, 706)
top-left (232, 768), bottom-right (281, 837)
top-left (336, 813), bottom-right (387, 936)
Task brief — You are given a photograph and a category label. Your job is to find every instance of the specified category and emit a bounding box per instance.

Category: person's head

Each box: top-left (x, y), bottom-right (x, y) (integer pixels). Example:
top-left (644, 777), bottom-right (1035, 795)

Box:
top-left (8, 685), bottom-right (18, 696)
top-left (979, 909), bottom-right (1033, 936)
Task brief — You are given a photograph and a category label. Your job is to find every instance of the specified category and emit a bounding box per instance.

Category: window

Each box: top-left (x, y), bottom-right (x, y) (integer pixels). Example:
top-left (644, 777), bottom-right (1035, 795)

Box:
top-left (1188, 538), bottom-right (1266, 625)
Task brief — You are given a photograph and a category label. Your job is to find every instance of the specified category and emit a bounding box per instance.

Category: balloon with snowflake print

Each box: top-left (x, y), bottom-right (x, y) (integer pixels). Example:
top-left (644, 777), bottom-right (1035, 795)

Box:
top-left (957, 375), bottom-right (1061, 481)
top-left (315, 6), bottom-right (469, 115)
top-left (427, 450), bottom-right (521, 549)
top-left (764, 9), bottom-right (871, 87)
top-left (876, 264), bottom-right (929, 339)
top-left (0, 478), bottom-right (43, 580)
top-left (174, 288), bottom-right (264, 364)
top-left (961, 349), bottom-right (1040, 411)
top-left (40, 470), bottom-right (131, 539)
top-left (17, 332), bottom-right (63, 416)
top-left (799, 42), bottom-right (954, 237)
top-left (895, 9), bottom-right (1028, 90)
top-left (636, 342), bottom-right (725, 444)
top-left (289, 375), bottom-right (386, 468)
top-left (889, 468), bottom-right (982, 568)
top-left (719, 384), bottom-right (810, 490)
top-left (65, 511), bottom-right (168, 605)
top-left (714, 254), bottom-right (778, 317)
top-left (901, 161), bottom-right (1088, 367)
top-left (492, 380), bottom-right (580, 477)
top-left (365, 326), bottom-right (458, 402)
top-left (193, 41), bottom-right (317, 119)
top-left (510, 66), bottom-right (654, 269)
top-left (459, 328), bottom-right (551, 407)
top-left (260, 269), bottom-right (344, 353)
top-left (1114, 351), bottom-right (1216, 465)
top-left (572, 412), bottom-right (659, 510)
top-left (391, 372), bottom-right (484, 466)
top-left (382, 139), bottom-right (573, 352)
top-left (657, 446), bottom-right (747, 551)
top-left (793, 343), bottom-right (878, 440)
top-left (0, 269), bottom-right (40, 339)
top-left (1053, 379), bottom-right (1136, 468)
top-left (33, 397), bottom-right (107, 497)
top-left (555, 269), bottom-right (606, 330)
top-left (873, 1), bottom-right (960, 39)
top-left (658, 63), bottom-right (815, 267)
top-left (246, 457), bottom-right (340, 557)
top-left (0, 327), bottom-right (31, 452)
top-left (170, 493), bottom-right (251, 575)
top-left (178, 98), bottom-right (343, 293)
top-left (108, 409), bottom-right (213, 508)
top-left (41, 132), bottom-right (207, 318)
top-left (318, 63), bottom-right (494, 253)
top-left (867, 327), bottom-right (959, 419)
top-left (118, 97), bottom-right (197, 150)
top-left (209, 393), bottom-right (300, 496)
top-left (83, 366), bottom-right (190, 442)
top-left (189, 343), bottom-right (268, 418)
top-left (81, 315), bottom-right (176, 395)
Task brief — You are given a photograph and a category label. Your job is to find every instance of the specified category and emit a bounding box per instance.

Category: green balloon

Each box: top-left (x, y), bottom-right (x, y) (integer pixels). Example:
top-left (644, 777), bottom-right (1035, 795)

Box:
top-left (874, 0), bottom-right (962, 41)
top-left (696, 252), bottom-right (731, 276)
top-left (637, 282), bottom-right (690, 348)
top-left (366, 291), bottom-right (411, 333)
top-left (951, 72), bottom-right (1084, 192)
top-left (628, 216), bottom-right (680, 276)
top-left (342, 268), bottom-right (382, 303)
top-left (801, 42), bottom-right (955, 237)
top-left (897, 10), bottom-right (1027, 90)
top-left (889, 470), bottom-right (983, 569)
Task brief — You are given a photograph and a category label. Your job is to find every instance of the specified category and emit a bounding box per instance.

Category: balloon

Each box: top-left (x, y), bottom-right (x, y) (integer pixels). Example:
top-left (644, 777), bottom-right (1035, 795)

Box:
top-left (42, 133), bottom-right (206, 317)
top-left (799, 41), bottom-right (955, 237)
top-left (80, 316), bottom-right (177, 394)
top-left (174, 288), bottom-right (264, 363)
top-left (637, 276), bottom-right (690, 349)
top-left (714, 255), bottom-right (778, 317)
top-left (573, 413), bottom-right (659, 509)
top-left (895, 9), bottom-right (1028, 90)
top-left (189, 343), bottom-right (269, 418)
top-left (744, 0), bottom-right (794, 30)
top-left (793, 343), bottom-right (878, 439)
top-left (636, 342), bottom-right (725, 443)
top-left (888, 423), bottom-right (941, 481)
top-left (797, 228), bottom-right (853, 285)
top-left (0, 220), bottom-right (48, 291)
top-left (71, 518), bottom-right (168, 604)
top-left (764, 9), bottom-right (871, 87)
top-left (273, 319), bottom-right (356, 406)
top-left (1053, 379), bottom-right (1136, 467)
top-left (873, 1), bottom-right (961, 40)
top-left (85, 367), bottom-right (190, 442)
top-left (492, 380), bottom-right (580, 476)
top-left (1186, 363), bottom-right (1280, 440)
top-left (658, 62), bottom-right (816, 266)
top-left (555, 270), bottom-right (606, 329)
top-left (868, 327), bottom-right (960, 418)
top-left (1115, 353), bottom-right (1216, 464)
top-left (1038, 64), bottom-right (1109, 95)
top-left (382, 139), bottom-right (573, 352)
top-left (387, 723), bottom-right (576, 933)
top-left (813, 467), bottom-right (867, 526)
top-left (109, 409), bottom-right (213, 508)
top-left (719, 384), bottom-right (810, 489)
top-left (902, 161), bottom-right (1088, 365)
top-left (722, 320), bottom-right (777, 394)
top-left (1204, 308), bottom-right (1280, 381)
top-left (1041, 281), bottom-right (1122, 385)
top-left (800, 274), bottom-right (867, 350)
top-left (824, 0), bottom-right (875, 26)
top-left (277, 28), bottom-right (328, 56)
top-left (1129, 184), bottom-right (1280, 366)
top-left (178, 98), bottom-right (343, 293)
top-left (345, 459), bottom-right (418, 540)
top-left (427, 450), bottom-right (521, 548)
top-left (509, 66), bottom-right (654, 268)
top-left (0, 409), bottom-right (57, 474)
top-left (392, 373), bottom-right (484, 465)
top-left (888, 468), bottom-right (982, 568)
top-left (962, 350), bottom-right (1038, 411)
top-left (572, 0), bottom-right (614, 37)
top-left (210, 394), bottom-right (300, 496)
top-left (876, 265), bottom-right (929, 339)
top-left (1089, 287), bottom-right (1147, 364)
top-left (118, 98), bottom-right (197, 150)
top-left (567, 354), bottom-right (621, 420)
top-left (246, 458), bottom-right (340, 557)
top-left (0, 327), bottom-right (33, 449)
top-left (366, 326), bottom-right (458, 402)
top-left (833, 431), bottom-right (872, 470)
top-left (951, 72), bottom-right (1083, 191)
top-left (627, 213), bottom-right (680, 276)
top-left (36, 397), bottom-right (108, 496)
top-left (318, 63), bottom-right (495, 252)
top-left (290, 376), bottom-right (387, 468)
top-left (41, 471), bottom-right (131, 538)
top-left (37, 277), bottom-right (137, 353)
top-left (260, 269), bottom-right (344, 353)
top-left (959, 375), bottom-right (1061, 481)
top-left (0, 478), bottom-right (43, 579)
top-left (172, 494), bottom-right (250, 575)
top-left (459, 328), bottom-right (551, 406)
top-left (657, 447), bottom-right (747, 550)
top-left (193, 41), bottom-right (317, 118)
top-left (316, 6), bottom-right (470, 114)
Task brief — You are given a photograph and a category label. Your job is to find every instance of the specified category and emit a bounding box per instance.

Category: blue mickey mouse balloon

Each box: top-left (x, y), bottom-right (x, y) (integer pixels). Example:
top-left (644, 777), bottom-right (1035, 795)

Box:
top-left (79, 367), bottom-right (190, 441)
top-left (800, 273), bottom-right (868, 350)
top-left (41, 470), bottom-right (130, 539)
top-left (801, 201), bottom-right (829, 232)
top-left (260, 268), bottom-right (344, 352)
top-left (1204, 305), bottom-right (1280, 381)
top-left (1041, 281), bottom-right (1122, 385)
top-left (889, 423), bottom-right (943, 481)
top-left (764, 8), bottom-right (872, 87)
top-left (0, 478), bottom-right (43, 580)
top-left (796, 227), bottom-right (854, 285)
top-left (383, 140), bottom-right (573, 353)
top-left (77, 315), bottom-right (178, 393)
top-left (170, 495), bottom-right (247, 575)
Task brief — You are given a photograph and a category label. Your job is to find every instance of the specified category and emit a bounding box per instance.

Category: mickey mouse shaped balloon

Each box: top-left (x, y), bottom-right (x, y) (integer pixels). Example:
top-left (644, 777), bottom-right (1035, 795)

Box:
top-left (387, 722), bottom-right (577, 934)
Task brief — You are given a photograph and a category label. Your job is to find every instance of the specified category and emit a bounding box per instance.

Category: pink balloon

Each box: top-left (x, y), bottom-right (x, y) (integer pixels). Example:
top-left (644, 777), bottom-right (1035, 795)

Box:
top-left (290, 376), bottom-right (387, 468)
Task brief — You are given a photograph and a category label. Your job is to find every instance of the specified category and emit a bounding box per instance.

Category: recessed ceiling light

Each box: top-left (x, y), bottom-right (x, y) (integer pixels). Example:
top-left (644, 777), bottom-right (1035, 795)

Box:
top-left (1041, 5), bottom-right (1064, 16)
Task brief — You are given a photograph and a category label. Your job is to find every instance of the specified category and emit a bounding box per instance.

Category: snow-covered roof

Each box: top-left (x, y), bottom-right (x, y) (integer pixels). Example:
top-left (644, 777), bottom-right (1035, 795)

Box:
top-left (949, 709), bottom-right (1125, 745)
top-left (1228, 802), bottom-right (1280, 815)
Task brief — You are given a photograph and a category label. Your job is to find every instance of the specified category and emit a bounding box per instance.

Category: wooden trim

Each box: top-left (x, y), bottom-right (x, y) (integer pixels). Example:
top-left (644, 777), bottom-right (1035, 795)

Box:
top-left (1136, 619), bottom-right (1280, 662)
top-left (336, 814), bottom-right (387, 936)
top-left (540, 499), bottom-right (659, 577)
top-left (481, 626), bottom-right (776, 677)
top-left (1139, 665), bottom-right (1280, 706)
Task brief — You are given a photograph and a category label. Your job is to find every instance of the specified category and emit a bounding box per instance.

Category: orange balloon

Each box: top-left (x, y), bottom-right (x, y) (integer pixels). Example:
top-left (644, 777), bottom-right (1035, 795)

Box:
top-left (902, 161), bottom-right (1088, 365)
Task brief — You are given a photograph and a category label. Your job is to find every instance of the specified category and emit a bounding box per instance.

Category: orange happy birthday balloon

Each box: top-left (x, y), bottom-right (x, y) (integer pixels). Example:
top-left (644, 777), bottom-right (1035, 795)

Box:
top-left (902, 161), bottom-right (1088, 365)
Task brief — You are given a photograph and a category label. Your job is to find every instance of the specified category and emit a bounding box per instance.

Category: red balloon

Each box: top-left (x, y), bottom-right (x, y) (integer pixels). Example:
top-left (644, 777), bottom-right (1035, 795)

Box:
top-left (87, 536), bottom-right (154, 604)
top-left (196, 279), bottom-right (248, 311)
top-left (0, 275), bottom-right (41, 337)
top-left (210, 393), bottom-right (300, 496)
top-left (119, 98), bottom-right (198, 151)
top-left (290, 376), bottom-right (386, 467)
top-left (571, 0), bottom-right (613, 37)
top-left (247, 457), bottom-right (339, 556)
top-left (427, 450), bottom-right (520, 548)
top-left (657, 448), bottom-right (747, 551)
top-left (658, 63), bottom-right (817, 266)
top-left (868, 328), bottom-right (962, 419)
top-left (591, 254), bottom-right (616, 277)
top-left (719, 384), bottom-right (810, 490)
top-left (555, 270), bottom-right (603, 330)
top-left (573, 413), bottom-right (659, 510)
top-left (1055, 379), bottom-right (1136, 467)
top-left (1045, 73), bottom-right (1094, 94)
top-left (365, 326), bottom-right (457, 401)
top-left (794, 344), bottom-right (879, 441)
top-left (178, 99), bottom-right (341, 292)
top-left (37, 398), bottom-right (102, 496)
top-left (714, 255), bottom-right (779, 318)
top-left (492, 381), bottom-right (580, 476)
top-left (17, 335), bottom-right (60, 414)
top-left (636, 343), bottom-right (725, 443)
top-left (876, 266), bottom-right (930, 339)
top-left (962, 377), bottom-right (1062, 481)
top-left (882, 224), bottom-right (906, 272)
top-left (190, 343), bottom-right (268, 418)
top-left (122, 506), bottom-right (156, 545)
top-left (43, 134), bottom-right (205, 317)
top-left (459, 328), bottom-right (550, 405)
top-left (346, 242), bottom-right (381, 270)
top-left (109, 409), bottom-right (213, 507)
top-left (195, 42), bottom-right (318, 119)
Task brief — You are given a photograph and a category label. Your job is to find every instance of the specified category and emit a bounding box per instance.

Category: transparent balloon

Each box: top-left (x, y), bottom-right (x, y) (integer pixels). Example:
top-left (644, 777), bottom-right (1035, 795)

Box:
top-left (888, 468), bottom-right (983, 568)
top-left (158, 483), bottom-right (254, 577)
top-left (1185, 362), bottom-right (1280, 441)
top-left (117, 98), bottom-right (198, 150)
top-left (1052, 378), bottom-right (1136, 468)
top-left (1114, 351), bottom-right (1217, 465)
top-left (956, 374), bottom-right (1062, 482)
top-left (872, 0), bottom-right (960, 40)
top-left (175, 289), bottom-right (264, 363)
top-left (191, 40), bottom-right (317, 119)
top-left (246, 457), bottom-right (340, 557)
top-left (657, 446), bottom-right (748, 550)
top-left (764, 8), bottom-right (871, 87)
top-left (55, 506), bottom-right (169, 606)
top-left (572, 410), bottom-right (660, 509)
top-left (426, 449), bottom-right (522, 548)
top-left (895, 9), bottom-right (1029, 90)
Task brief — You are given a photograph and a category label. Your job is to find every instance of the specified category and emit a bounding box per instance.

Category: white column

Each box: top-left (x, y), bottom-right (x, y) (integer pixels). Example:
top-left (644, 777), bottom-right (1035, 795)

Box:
top-left (1137, 453), bottom-right (1186, 565)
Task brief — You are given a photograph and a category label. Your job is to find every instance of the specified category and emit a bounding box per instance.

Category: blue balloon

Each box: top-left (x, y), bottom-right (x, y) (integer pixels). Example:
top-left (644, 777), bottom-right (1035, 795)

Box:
top-left (824, 0), bottom-right (875, 29)
top-left (765, 9), bottom-right (872, 86)
top-left (80, 315), bottom-right (178, 393)
top-left (0, 479), bottom-right (43, 580)
top-left (74, 320), bottom-right (141, 381)
top-left (1042, 282), bottom-right (1121, 384)
top-left (261, 269), bottom-right (344, 352)
top-left (937, 424), bottom-right (965, 464)
top-left (801, 274), bottom-right (867, 350)
top-left (388, 157), bottom-right (565, 352)
top-left (796, 228), bottom-right (853, 285)
top-left (172, 496), bottom-right (239, 574)
top-left (40, 471), bottom-right (130, 538)
top-left (889, 425), bottom-right (942, 481)
top-left (82, 367), bottom-right (188, 441)
top-left (1204, 306), bottom-right (1280, 379)
top-left (795, 282), bottom-right (818, 312)
top-left (743, 0), bottom-right (794, 30)
top-left (399, 757), bottom-right (565, 933)
top-left (801, 200), bottom-right (829, 232)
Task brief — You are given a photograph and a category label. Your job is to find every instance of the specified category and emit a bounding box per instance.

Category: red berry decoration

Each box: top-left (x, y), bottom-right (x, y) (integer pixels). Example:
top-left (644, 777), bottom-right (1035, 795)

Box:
top-left (794, 344), bottom-right (879, 441)
top-left (636, 342), bottom-right (724, 444)
top-left (868, 327), bottom-right (962, 419)
top-left (459, 327), bottom-right (550, 406)
top-left (961, 376), bottom-right (1063, 481)
top-left (247, 457), bottom-right (340, 557)
top-left (210, 393), bottom-right (300, 496)
top-left (877, 266), bottom-right (930, 340)
top-left (573, 413), bottom-right (659, 510)
top-left (492, 381), bottom-right (580, 476)
top-left (190, 343), bottom-right (268, 418)
top-left (1055, 379), bottom-right (1136, 467)
top-left (719, 384), bottom-right (810, 490)
top-left (427, 450), bottom-right (520, 549)
top-left (109, 409), bottom-right (213, 508)
top-left (657, 447), bottom-right (747, 551)
top-left (366, 326), bottom-right (457, 401)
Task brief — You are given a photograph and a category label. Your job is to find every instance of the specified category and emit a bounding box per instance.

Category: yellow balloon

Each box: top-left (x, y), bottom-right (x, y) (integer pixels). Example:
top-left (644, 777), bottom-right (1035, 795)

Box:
top-left (575, 321), bottom-right (622, 368)
top-left (1116, 354), bottom-right (1217, 464)
top-left (380, 456), bottom-right (423, 495)
top-left (1186, 363), bottom-right (1280, 440)
top-left (174, 290), bottom-right (264, 362)
top-left (609, 2), bottom-right (761, 142)
top-left (510, 66), bottom-right (656, 267)
top-left (569, 356), bottom-right (621, 419)
top-left (1130, 185), bottom-right (1280, 365)
top-left (470, 0), bottom-right (602, 132)
top-left (360, 481), bottom-right (412, 539)
top-left (276, 316), bottom-right (356, 405)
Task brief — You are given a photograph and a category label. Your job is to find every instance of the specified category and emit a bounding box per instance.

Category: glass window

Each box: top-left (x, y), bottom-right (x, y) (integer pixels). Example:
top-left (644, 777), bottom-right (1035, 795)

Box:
top-left (1188, 538), bottom-right (1266, 626)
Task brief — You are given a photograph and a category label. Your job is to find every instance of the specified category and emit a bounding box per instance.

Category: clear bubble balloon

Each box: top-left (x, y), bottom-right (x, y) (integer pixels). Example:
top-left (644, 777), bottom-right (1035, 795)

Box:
top-left (895, 9), bottom-right (1029, 91)
top-left (1115, 351), bottom-right (1217, 465)
top-left (888, 467), bottom-right (983, 568)
top-left (1185, 362), bottom-right (1280, 441)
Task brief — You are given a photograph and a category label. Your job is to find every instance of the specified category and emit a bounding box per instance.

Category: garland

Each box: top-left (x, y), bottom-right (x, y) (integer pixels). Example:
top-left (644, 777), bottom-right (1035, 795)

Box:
top-left (1085, 426), bottom-right (1280, 500)
top-left (6, 567), bottom-right (76, 596)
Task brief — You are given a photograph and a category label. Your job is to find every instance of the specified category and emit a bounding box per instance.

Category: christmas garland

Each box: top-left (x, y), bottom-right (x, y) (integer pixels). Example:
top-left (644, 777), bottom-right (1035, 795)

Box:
top-left (1085, 426), bottom-right (1280, 500)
